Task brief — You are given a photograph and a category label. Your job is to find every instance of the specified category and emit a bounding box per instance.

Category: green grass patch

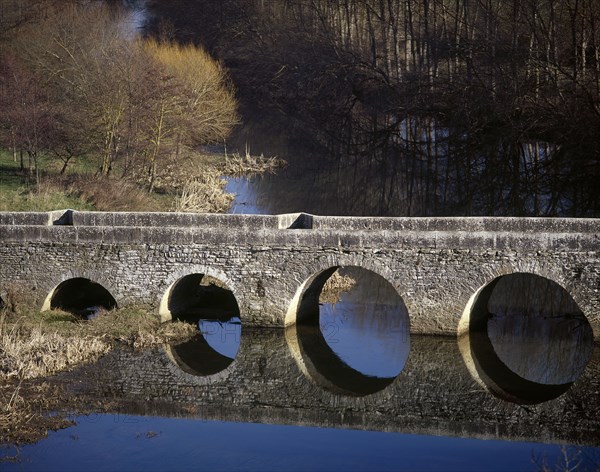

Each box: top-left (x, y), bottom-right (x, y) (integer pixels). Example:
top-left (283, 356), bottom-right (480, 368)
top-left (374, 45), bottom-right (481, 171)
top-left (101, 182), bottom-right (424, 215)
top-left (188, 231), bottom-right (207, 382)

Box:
top-left (0, 150), bottom-right (96, 211)
top-left (0, 146), bottom-right (272, 213)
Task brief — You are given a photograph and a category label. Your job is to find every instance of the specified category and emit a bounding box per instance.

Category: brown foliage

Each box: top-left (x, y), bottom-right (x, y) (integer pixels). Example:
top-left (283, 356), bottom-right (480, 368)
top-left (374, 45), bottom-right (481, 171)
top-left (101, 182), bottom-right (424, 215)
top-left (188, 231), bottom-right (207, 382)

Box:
top-left (0, 1), bottom-right (239, 203)
top-left (145, 0), bottom-right (600, 216)
top-left (61, 176), bottom-right (157, 212)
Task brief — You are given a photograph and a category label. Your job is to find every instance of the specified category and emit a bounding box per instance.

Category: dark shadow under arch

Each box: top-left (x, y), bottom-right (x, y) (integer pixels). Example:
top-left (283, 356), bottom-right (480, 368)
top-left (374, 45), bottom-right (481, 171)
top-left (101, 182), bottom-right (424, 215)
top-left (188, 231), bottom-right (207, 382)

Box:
top-left (168, 273), bottom-right (240, 323)
top-left (50, 278), bottom-right (117, 318)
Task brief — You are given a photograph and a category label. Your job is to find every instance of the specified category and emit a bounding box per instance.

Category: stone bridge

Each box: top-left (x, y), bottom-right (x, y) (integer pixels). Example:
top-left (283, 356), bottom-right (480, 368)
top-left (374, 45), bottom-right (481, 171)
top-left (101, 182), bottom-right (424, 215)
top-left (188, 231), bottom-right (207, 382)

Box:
top-left (0, 210), bottom-right (599, 337)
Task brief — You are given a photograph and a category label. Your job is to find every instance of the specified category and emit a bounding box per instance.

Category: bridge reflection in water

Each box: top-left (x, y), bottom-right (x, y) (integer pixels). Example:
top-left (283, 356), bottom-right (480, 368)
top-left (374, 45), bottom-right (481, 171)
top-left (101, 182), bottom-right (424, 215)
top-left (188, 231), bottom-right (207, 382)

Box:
top-left (165, 273), bottom-right (242, 376)
top-left (459, 273), bottom-right (594, 404)
top-left (286, 267), bottom-right (410, 396)
top-left (57, 272), bottom-right (599, 448)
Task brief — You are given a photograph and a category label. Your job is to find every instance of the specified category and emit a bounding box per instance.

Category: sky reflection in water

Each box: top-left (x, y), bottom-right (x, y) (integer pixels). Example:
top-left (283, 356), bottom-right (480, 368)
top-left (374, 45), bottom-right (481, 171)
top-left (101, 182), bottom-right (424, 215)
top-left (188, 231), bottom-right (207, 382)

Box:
top-left (4, 414), bottom-right (599, 472)
top-left (317, 269), bottom-right (410, 379)
top-left (198, 318), bottom-right (241, 360)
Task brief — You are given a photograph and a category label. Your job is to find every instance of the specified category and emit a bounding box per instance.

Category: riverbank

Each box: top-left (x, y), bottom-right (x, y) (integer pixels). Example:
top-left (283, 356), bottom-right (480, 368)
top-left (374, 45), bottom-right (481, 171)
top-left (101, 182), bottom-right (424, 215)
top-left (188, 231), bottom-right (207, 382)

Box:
top-left (0, 149), bottom-right (284, 214)
top-left (0, 303), bottom-right (197, 449)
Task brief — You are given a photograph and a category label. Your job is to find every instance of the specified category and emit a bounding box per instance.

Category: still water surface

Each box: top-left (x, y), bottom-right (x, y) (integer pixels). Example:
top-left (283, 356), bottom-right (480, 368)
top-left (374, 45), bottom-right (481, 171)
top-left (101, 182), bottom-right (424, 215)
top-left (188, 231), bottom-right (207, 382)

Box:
top-left (4, 414), bottom-right (599, 472)
top-left (3, 3), bottom-right (596, 469)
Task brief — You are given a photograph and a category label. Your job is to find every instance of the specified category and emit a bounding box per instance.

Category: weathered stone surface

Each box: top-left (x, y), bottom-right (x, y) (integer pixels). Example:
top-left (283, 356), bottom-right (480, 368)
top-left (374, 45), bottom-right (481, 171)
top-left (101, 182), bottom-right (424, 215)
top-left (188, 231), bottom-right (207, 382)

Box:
top-left (0, 210), bottom-right (598, 337)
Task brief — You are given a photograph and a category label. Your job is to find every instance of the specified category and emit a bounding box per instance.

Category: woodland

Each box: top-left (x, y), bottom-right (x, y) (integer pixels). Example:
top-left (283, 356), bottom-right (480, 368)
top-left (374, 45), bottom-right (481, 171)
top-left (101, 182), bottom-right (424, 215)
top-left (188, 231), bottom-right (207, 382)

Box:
top-left (1, 0), bottom-right (599, 216)
top-left (145, 0), bottom-right (600, 216)
top-left (0, 1), bottom-right (239, 211)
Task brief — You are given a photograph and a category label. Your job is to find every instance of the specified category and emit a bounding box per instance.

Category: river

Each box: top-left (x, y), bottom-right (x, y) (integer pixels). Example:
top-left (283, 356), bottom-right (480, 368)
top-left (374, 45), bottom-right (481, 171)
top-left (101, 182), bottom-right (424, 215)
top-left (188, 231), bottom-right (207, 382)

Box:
top-left (3, 2), bottom-right (598, 470)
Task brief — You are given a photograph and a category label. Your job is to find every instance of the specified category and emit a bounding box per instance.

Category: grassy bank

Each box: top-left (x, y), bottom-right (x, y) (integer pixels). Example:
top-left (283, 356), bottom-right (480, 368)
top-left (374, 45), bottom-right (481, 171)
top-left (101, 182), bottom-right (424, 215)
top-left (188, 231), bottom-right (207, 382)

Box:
top-left (0, 148), bottom-right (284, 213)
top-left (0, 300), bottom-right (196, 449)
top-left (0, 145), bottom-right (285, 450)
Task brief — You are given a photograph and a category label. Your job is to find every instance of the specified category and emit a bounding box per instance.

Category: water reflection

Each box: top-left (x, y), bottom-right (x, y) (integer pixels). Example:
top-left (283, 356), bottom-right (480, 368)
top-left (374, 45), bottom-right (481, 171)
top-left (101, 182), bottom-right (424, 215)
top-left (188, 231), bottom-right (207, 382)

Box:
top-left (198, 318), bottom-right (242, 359)
top-left (226, 176), bottom-right (265, 214)
top-left (46, 328), bottom-right (600, 448)
top-left (164, 273), bottom-right (241, 377)
top-left (288, 267), bottom-right (410, 396)
top-left (8, 413), bottom-right (600, 472)
top-left (166, 318), bottom-right (241, 377)
top-left (224, 117), bottom-right (594, 217)
top-left (459, 273), bottom-right (594, 404)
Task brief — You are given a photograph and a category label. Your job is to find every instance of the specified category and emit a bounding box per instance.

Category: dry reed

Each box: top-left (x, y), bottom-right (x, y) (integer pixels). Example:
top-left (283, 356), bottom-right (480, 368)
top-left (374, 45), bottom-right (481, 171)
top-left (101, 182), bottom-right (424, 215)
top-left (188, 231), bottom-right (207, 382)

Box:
top-left (0, 322), bottom-right (110, 380)
top-left (173, 169), bottom-right (234, 213)
top-left (222, 150), bottom-right (286, 177)
top-left (320, 270), bottom-right (357, 304)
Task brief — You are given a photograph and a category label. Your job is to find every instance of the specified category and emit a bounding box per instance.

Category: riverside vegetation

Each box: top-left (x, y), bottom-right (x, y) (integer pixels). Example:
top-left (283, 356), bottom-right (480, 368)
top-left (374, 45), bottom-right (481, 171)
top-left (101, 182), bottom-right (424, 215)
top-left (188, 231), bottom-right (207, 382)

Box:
top-left (0, 148), bottom-right (284, 213)
top-left (0, 1), bottom-right (283, 214)
top-left (0, 285), bottom-right (198, 450)
top-left (0, 1), bottom-right (284, 452)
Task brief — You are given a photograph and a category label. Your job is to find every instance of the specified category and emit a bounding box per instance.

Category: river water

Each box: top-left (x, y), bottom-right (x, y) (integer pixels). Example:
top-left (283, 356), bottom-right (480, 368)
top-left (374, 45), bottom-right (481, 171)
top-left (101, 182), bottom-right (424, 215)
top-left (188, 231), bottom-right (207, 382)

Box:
top-left (3, 2), bottom-right (598, 470)
top-left (5, 415), bottom-right (599, 472)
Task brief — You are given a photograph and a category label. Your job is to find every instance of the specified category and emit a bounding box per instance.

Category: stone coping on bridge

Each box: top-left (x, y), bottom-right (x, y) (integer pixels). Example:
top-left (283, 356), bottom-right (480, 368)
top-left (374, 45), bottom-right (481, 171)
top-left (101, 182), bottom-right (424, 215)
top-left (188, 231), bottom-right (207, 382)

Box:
top-left (0, 220), bottom-right (598, 252)
top-left (0, 209), bottom-right (599, 234)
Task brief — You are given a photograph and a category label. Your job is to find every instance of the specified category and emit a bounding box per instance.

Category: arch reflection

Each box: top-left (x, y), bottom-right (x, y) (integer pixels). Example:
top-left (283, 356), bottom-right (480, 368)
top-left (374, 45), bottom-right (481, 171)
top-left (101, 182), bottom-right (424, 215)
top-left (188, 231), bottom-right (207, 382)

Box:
top-left (166, 319), bottom-right (241, 377)
top-left (459, 273), bottom-right (594, 404)
top-left (287, 266), bottom-right (410, 396)
top-left (165, 273), bottom-right (241, 377)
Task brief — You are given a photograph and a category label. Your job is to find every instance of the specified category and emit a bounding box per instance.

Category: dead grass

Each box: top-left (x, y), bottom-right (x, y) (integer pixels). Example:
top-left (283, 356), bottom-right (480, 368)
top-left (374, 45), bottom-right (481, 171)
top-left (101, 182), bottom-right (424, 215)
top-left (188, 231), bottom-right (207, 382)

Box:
top-left (320, 270), bottom-right (357, 304)
top-left (0, 174), bottom-right (169, 213)
top-left (0, 325), bottom-right (110, 380)
top-left (173, 169), bottom-right (234, 213)
top-left (0, 379), bottom-right (74, 448)
top-left (170, 147), bottom-right (285, 213)
top-left (0, 304), bottom-right (197, 380)
top-left (114, 313), bottom-right (197, 349)
top-left (61, 175), bottom-right (160, 211)
top-left (0, 303), bottom-right (196, 448)
top-left (0, 310), bottom-right (92, 448)
top-left (221, 147), bottom-right (286, 177)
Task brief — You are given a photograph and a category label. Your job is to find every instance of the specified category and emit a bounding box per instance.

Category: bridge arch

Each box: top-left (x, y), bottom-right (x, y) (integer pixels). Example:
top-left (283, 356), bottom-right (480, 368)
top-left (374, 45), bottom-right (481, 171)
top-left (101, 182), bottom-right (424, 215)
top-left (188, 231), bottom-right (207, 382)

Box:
top-left (41, 274), bottom-right (118, 318)
top-left (158, 265), bottom-right (241, 323)
top-left (285, 263), bottom-right (411, 396)
top-left (159, 266), bottom-right (243, 383)
top-left (457, 271), bottom-right (594, 404)
top-left (284, 256), bottom-right (412, 327)
top-left (456, 260), bottom-right (590, 330)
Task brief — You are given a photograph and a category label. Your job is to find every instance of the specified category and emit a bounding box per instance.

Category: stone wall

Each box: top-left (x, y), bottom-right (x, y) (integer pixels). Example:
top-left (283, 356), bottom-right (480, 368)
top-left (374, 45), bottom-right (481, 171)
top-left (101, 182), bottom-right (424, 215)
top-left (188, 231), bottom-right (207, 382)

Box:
top-left (0, 210), bottom-right (598, 337)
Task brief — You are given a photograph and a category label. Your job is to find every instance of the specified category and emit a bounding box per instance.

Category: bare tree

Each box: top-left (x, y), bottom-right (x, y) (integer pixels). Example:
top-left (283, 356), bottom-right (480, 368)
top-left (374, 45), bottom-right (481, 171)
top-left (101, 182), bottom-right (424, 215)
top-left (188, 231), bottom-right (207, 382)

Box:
top-left (0, 53), bottom-right (60, 187)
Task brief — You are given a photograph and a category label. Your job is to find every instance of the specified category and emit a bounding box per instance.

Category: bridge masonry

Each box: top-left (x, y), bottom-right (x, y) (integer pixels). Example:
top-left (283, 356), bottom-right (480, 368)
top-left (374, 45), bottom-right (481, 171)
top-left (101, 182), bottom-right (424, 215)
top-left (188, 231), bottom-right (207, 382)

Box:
top-left (0, 210), bottom-right (599, 338)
